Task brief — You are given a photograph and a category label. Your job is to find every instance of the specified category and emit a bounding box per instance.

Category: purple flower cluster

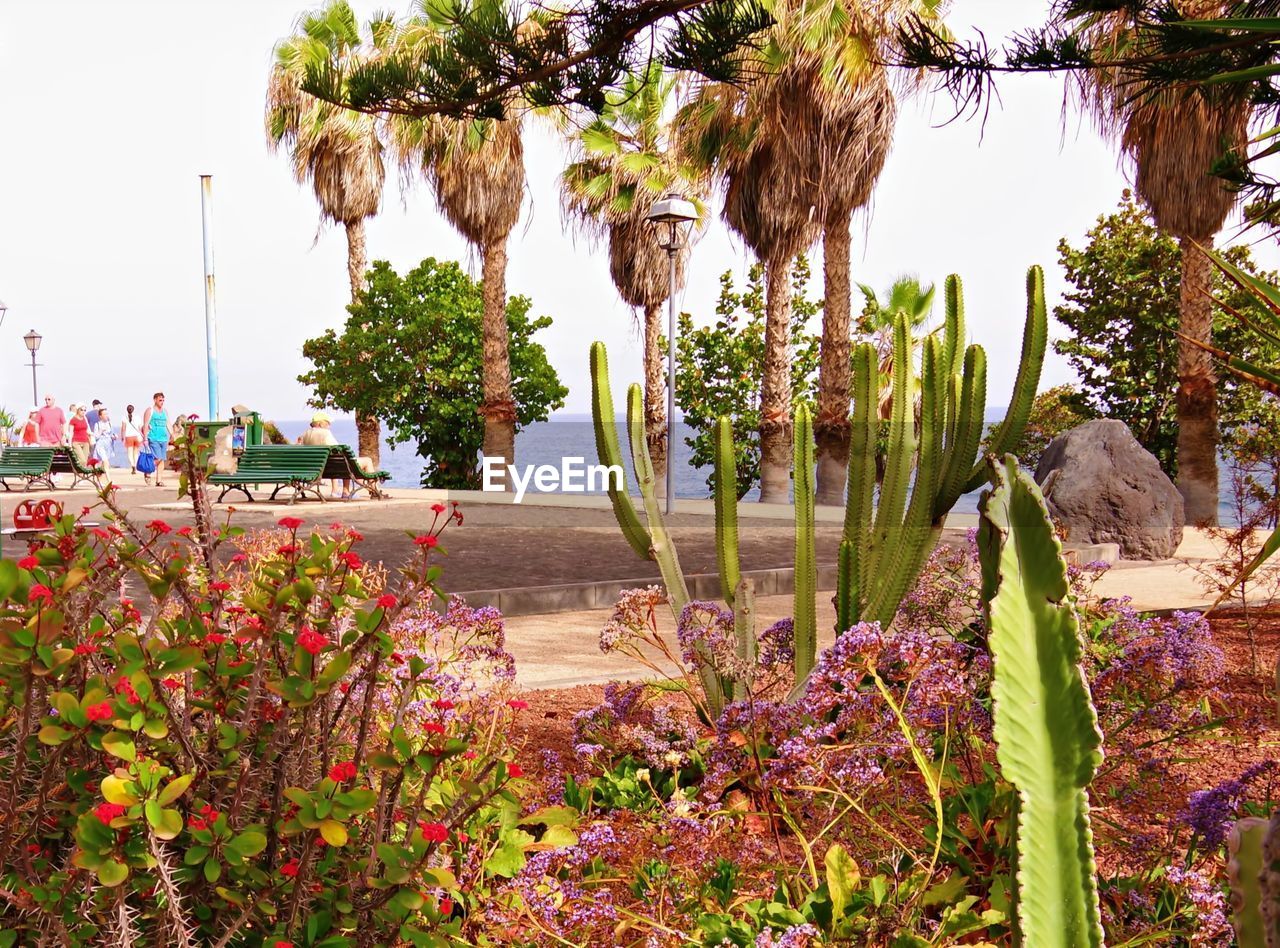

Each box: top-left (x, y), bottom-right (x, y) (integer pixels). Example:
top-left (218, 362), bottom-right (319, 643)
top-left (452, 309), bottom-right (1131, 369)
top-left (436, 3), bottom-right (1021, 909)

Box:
top-left (1164, 866), bottom-right (1233, 947)
top-left (896, 540), bottom-right (980, 634)
top-left (1182, 760), bottom-right (1276, 850)
top-left (573, 682), bottom-right (702, 771)
top-left (753, 924), bottom-right (821, 947)
top-left (677, 600), bottom-right (747, 679)
top-left (703, 623), bottom-right (988, 795)
top-left (599, 586), bottom-right (664, 654)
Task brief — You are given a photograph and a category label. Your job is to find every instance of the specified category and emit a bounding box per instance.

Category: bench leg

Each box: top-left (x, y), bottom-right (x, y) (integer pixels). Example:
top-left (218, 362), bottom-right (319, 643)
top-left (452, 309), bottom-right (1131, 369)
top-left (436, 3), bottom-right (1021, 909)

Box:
top-left (216, 485), bottom-right (254, 504)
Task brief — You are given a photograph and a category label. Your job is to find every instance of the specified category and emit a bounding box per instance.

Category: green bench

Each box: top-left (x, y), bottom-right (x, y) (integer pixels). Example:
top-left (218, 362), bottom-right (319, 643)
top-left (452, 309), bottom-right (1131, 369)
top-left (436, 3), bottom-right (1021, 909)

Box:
top-left (52, 447), bottom-right (104, 489)
top-left (322, 444), bottom-right (391, 499)
top-left (209, 445), bottom-right (331, 504)
top-left (0, 447), bottom-right (56, 491)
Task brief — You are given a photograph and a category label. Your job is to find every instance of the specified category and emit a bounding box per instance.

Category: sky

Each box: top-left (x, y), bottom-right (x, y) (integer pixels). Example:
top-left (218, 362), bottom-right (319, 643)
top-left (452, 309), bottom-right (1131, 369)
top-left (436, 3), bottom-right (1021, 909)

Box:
top-left (0, 0), bottom-right (1273, 423)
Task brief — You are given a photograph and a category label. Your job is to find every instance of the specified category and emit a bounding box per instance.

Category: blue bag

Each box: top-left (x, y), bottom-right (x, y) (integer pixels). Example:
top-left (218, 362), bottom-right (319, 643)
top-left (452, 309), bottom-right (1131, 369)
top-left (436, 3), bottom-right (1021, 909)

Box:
top-left (137, 449), bottom-right (156, 475)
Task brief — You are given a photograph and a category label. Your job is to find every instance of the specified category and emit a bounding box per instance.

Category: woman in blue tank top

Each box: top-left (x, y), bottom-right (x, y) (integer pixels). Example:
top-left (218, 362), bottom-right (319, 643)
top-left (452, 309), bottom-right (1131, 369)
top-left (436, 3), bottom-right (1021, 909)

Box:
top-left (141, 392), bottom-right (170, 487)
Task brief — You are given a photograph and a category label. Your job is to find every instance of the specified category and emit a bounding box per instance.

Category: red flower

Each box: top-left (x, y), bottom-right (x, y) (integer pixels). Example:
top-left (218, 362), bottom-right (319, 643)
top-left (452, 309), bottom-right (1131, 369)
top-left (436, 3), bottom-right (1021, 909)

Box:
top-left (28, 584), bottom-right (53, 606)
top-left (147, 520), bottom-right (172, 534)
top-left (17, 556), bottom-right (36, 570)
top-left (74, 642), bottom-right (98, 656)
top-left (297, 628), bottom-right (328, 656)
top-left (278, 516), bottom-right (304, 531)
top-left (86, 701), bottom-right (114, 722)
top-left (204, 632), bottom-right (227, 645)
top-left (463, 750), bottom-right (477, 760)
top-left (507, 699), bottom-right (528, 710)
top-left (209, 581), bottom-right (231, 592)
top-left (376, 594), bottom-right (397, 609)
top-left (328, 760), bottom-right (358, 782)
top-left (176, 526), bottom-right (193, 538)
top-left (161, 678), bottom-right (181, 691)
top-left (274, 942), bottom-right (294, 948)
top-left (94, 803), bottom-right (126, 825)
top-left (439, 897), bottom-right (454, 916)
top-left (413, 535), bottom-right (439, 548)
top-left (347, 529), bottom-right (365, 542)
top-left (276, 544), bottom-right (299, 556)
top-left (280, 859), bottom-right (300, 878)
top-left (432, 699), bottom-right (454, 710)
top-left (418, 821), bottom-right (449, 843)
top-left (423, 722), bottom-right (446, 735)
top-left (230, 553), bottom-right (248, 564)
top-left (91, 527), bottom-right (111, 539)
top-left (339, 551), bottom-right (362, 570)
top-left (431, 502), bottom-right (447, 514)
top-left (507, 763), bottom-right (524, 778)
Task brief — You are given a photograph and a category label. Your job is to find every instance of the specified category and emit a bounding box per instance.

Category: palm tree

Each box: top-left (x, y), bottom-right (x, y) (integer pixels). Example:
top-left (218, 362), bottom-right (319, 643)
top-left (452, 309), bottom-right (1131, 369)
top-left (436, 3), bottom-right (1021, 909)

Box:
top-left (561, 64), bottom-right (706, 498)
top-left (389, 13), bottom-right (526, 486)
top-left (1070, 2), bottom-right (1251, 524)
top-left (680, 0), bottom-right (928, 504)
top-left (680, 69), bottom-right (824, 504)
top-left (267, 1), bottom-right (387, 466)
top-left (857, 275), bottom-right (935, 418)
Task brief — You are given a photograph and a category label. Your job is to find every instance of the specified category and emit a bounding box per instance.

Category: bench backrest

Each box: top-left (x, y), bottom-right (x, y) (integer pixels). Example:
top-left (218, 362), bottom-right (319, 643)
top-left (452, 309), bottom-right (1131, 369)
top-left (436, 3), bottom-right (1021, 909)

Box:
top-left (231, 445), bottom-right (330, 478)
top-left (0, 447), bottom-right (55, 472)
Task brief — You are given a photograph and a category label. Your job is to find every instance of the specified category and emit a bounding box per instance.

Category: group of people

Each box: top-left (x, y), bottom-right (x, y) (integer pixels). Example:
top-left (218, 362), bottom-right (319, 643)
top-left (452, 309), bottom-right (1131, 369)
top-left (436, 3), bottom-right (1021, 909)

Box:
top-left (17, 392), bottom-right (187, 485)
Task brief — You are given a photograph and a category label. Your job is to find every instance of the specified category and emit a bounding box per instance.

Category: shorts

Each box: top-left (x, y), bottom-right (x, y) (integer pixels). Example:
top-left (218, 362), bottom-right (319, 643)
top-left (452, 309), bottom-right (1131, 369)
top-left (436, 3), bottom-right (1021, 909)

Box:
top-left (125, 436), bottom-right (141, 448)
top-left (148, 439), bottom-right (168, 461)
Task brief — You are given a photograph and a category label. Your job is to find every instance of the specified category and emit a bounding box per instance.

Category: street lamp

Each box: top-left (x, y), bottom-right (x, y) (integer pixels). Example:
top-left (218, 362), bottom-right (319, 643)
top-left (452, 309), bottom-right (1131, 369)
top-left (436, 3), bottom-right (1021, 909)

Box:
top-left (24, 329), bottom-right (42, 406)
top-left (646, 193), bottom-right (698, 515)
top-left (0, 300), bottom-right (8, 331)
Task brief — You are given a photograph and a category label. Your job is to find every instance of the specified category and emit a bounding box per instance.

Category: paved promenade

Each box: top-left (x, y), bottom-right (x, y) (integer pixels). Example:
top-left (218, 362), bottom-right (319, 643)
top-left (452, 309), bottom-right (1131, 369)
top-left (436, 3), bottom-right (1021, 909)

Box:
top-left (0, 470), bottom-right (1255, 689)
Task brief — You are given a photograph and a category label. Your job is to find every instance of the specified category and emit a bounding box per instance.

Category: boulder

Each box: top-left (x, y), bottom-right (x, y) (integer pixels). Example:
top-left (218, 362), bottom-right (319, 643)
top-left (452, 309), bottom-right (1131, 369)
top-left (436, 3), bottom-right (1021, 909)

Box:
top-left (1034, 419), bottom-right (1184, 561)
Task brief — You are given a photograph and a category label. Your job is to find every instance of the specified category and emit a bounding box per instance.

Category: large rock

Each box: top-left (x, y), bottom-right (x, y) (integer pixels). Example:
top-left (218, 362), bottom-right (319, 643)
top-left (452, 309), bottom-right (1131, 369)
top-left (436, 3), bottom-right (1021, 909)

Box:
top-left (1034, 419), bottom-right (1184, 561)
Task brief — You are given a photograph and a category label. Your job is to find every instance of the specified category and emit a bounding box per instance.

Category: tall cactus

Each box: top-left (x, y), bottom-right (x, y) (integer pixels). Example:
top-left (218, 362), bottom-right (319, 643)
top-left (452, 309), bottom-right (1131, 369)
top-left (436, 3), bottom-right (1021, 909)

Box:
top-left (590, 265), bottom-right (1047, 702)
top-left (842, 267), bottom-right (1046, 630)
top-left (978, 455), bottom-right (1104, 948)
top-left (793, 404), bottom-right (817, 680)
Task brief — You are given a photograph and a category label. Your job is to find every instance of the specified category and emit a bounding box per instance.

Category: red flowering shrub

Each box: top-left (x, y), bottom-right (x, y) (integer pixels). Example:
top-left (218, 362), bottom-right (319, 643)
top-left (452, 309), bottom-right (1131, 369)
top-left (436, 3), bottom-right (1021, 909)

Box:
top-left (0, 475), bottom-right (542, 944)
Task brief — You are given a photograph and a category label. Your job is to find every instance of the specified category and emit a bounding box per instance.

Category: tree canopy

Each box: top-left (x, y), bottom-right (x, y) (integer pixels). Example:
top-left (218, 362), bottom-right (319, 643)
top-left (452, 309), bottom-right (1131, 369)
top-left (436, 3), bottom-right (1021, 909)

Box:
top-left (299, 257), bottom-right (567, 488)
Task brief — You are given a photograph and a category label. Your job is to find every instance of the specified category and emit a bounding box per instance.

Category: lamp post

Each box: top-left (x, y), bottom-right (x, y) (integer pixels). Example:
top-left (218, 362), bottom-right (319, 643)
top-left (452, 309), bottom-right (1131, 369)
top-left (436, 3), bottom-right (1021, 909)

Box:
top-left (24, 330), bottom-right (42, 406)
top-left (0, 300), bottom-right (8, 330)
top-left (645, 193), bottom-right (698, 515)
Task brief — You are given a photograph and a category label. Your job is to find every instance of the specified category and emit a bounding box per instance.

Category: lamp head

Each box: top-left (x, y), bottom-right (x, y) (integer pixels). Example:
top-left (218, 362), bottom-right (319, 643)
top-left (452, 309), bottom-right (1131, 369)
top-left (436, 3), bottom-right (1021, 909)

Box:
top-left (24, 329), bottom-right (42, 353)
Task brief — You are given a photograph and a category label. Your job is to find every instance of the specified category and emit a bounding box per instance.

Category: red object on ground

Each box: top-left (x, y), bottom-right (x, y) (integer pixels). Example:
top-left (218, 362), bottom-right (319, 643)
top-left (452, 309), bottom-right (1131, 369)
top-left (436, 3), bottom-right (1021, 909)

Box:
top-left (13, 499), bottom-right (63, 530)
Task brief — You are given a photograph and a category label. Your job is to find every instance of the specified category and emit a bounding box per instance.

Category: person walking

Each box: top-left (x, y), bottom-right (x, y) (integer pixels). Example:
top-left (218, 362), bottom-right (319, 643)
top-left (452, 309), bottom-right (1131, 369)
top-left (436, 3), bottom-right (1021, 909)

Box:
top-left (86, 399), bottom-right (103, 429)
top-left (21, 408), bottom-right (39, 446)
top-left (35, 395), bottom-right (65, 446)
top-left (91, 407), bottom-right (116, 472)
top-left (120, 405), bottom-right (143, 473)
top-left (140, 392), bottom-right (170, 487)
top-left (68, 404), bottom-right (92, 467)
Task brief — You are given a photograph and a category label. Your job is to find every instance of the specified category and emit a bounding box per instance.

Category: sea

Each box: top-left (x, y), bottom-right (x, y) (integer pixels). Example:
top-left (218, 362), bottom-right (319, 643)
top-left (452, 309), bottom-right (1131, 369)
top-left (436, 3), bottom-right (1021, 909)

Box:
top-left (269, 414), bottom-right (1250, 525)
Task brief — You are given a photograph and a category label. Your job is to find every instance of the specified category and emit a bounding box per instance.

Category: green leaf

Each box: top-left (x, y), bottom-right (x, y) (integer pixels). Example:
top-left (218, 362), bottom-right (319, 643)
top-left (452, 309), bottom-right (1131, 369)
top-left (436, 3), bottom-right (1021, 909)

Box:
top-left (101, 775), bottom-right (140, 806)
top-left (97, 859), bottom-right (129, 887)
top-left (230, 830), bottom-right (267, 857)
top-left (101, 731), bottom-right (136, 762)
top-left (824, 842), bottom-right (860, 922)
top-left (37, 725), bottom-right (72, 746)
top-left (204, 858), bottom-right (222, 883)
top-left (157, 773), bottom-right (194, 805)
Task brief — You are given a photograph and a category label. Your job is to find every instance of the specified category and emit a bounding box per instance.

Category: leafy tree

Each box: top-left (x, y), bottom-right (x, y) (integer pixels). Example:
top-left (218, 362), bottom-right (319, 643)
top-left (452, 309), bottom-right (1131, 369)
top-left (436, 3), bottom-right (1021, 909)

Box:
top-left (1054, 192), bottom-right (1280, 477)
top-left (674, 256), bottom-right (820, 497)
top-left (299, 258), bottom-right (567, 488)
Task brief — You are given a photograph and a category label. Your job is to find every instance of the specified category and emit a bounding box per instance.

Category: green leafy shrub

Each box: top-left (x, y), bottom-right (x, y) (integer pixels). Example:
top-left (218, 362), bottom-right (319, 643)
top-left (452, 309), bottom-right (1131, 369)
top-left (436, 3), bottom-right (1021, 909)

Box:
top-left (0, 483), bottom-right (543, 945)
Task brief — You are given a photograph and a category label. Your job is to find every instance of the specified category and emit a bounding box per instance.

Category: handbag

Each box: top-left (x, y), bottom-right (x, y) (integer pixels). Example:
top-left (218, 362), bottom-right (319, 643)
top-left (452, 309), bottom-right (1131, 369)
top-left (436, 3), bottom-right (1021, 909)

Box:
top-left (137, 449), bottom-right (156, 475)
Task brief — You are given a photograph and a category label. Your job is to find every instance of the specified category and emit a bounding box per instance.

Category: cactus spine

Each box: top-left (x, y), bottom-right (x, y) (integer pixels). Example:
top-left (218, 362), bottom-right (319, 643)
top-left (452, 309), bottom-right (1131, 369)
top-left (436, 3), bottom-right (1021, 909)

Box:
top-left (978, 455), bottom-right (1104, 948)
top-left (590, 266), bottom-right (1047, 700)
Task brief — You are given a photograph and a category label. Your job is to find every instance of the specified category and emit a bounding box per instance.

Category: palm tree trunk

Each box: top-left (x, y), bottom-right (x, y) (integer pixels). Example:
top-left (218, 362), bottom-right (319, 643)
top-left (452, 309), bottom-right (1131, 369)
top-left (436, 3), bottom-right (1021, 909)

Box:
top-left (345, 219), bottom-right (380, 468)
top-left (480, 236), bottom-right (517, 490)
top-left (1176, 236), bottom-right (1219, 525)
top-left (643, 301), bottom-right (668, 499)
top-left (815, 209), bottom-right (852, 506)
top-left (759, 254), bottom-right (794, 504)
